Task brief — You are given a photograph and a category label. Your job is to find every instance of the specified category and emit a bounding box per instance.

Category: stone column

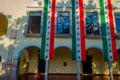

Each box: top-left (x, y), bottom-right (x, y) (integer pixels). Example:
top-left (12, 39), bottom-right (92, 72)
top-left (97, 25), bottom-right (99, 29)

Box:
top-left (10, 58), bottom-right (18, 80)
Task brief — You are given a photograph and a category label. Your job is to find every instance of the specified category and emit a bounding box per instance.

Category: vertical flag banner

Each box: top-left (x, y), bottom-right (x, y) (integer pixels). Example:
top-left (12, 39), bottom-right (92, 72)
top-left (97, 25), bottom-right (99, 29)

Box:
top-left (40, 0), bottom-right (48, 60)
top-left (71, 0), bottom-right (86, 61)
top-left (99, 0), bottom-right (117, 61)
top-left (79, 0), bottom-right (86, 61)
top-left (41, 0), bottom-right (56, 60)
top-left (49, 0), bottom-right (56, 59)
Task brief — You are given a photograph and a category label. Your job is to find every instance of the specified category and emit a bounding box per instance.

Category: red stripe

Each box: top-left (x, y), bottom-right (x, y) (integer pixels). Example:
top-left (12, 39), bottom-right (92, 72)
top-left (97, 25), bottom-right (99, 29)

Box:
top-left (107, 0), bottom-right (118, 61)
top-left (79, 0), bottom-right (86, 61)
top-left (49, 0), bottom-right (56, 59)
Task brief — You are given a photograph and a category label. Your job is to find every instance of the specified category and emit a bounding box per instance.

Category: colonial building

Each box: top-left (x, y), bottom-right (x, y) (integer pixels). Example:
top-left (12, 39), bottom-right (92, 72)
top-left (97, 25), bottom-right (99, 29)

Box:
top-left (0, 0), bottom-right (120, 80)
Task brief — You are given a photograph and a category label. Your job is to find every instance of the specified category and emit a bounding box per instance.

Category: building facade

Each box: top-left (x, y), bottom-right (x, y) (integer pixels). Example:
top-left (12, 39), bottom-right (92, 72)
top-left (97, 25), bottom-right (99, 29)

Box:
top-left (0, 0), bottom-right (120, 80)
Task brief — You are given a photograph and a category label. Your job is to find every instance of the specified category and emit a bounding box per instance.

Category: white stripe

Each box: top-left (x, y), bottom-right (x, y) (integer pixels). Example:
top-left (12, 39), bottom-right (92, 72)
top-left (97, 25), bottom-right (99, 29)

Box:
top-left (103, 0), bottom-right (113, 61)
top-left (75, 0), bottom-right (81, 61)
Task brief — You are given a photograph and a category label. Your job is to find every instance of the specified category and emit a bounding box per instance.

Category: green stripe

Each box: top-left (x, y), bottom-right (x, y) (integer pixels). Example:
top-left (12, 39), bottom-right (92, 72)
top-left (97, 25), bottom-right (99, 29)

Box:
top-left (40, 0), bottom-right (48, 60)
top-left (71, 0), bottom-right (76, 60)
top-left (99, 0), bottom-right (109, 61)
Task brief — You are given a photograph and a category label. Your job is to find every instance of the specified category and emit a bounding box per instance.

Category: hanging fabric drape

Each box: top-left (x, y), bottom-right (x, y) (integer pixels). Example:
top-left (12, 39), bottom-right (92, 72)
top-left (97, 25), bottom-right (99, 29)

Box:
top-left (99, 0), bottom-right (118, 61)
top-left (41, 0), bottom-right (56, 60)
top-left (71, 0), bottom-right (86, 61)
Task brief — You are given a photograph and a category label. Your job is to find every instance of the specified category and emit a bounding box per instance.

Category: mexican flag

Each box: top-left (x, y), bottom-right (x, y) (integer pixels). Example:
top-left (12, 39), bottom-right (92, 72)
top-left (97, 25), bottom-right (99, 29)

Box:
top-left (41, 0), bottom-right (56, 60)
top-left (71, 0), bottom-right (86, 61)
top-left (99, 0), bottom-right (118, 61)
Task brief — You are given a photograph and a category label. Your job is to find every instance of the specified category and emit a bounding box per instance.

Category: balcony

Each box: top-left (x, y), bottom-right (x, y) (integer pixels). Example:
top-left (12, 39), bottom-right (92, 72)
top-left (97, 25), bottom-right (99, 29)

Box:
top-left (86, 23), bottom-right (102, 39)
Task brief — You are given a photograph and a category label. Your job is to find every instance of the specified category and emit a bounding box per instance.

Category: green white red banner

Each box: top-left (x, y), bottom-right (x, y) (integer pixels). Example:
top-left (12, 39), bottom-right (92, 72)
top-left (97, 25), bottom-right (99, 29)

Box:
top-left (72, 0), bottom-right (86, 61)
top-left (41, 0), bottom-right (56, 60)
top-left (99, 0), bottom-right (118, 61)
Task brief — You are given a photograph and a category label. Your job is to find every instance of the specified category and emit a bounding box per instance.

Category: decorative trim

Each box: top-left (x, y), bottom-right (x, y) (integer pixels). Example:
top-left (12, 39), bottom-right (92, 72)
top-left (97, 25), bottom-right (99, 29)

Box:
top-left (56, 7), bottom-right (72, 8)
top-left (86, 35), bottom-right (102, 39)
top-left (85, 0), bottom-right (96, 9)
top-left (113, 1), bottom-right (120, 9)
top-left (27, 0), bottom-right (42, 7)
top-left (14, 44), bottom-right (40, 59)
top-left (27, 6), bottom-right (43, 8)
top-left (55, 34), bottom-right (72, 38)
top-left (57, 0), bottom-right (71, 7)
top-left (24, 34), bottom-right (41, 37)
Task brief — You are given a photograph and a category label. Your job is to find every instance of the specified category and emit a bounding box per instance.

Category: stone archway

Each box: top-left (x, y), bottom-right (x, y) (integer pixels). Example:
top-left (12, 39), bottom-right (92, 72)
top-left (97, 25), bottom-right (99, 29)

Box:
top-left (49, 46), bottom-right (76, 80)
top-left (18, 46), bottom-right (45, 80)
top-left (0, 13), bottom-right (8, 37)
top-left (83, 47), bottom-right (104, 80)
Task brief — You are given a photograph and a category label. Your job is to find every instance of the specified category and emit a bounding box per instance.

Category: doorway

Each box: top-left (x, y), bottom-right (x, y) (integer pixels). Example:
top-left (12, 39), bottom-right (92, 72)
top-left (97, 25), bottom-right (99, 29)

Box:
top-left (82, 56), bottom-right (93, 80)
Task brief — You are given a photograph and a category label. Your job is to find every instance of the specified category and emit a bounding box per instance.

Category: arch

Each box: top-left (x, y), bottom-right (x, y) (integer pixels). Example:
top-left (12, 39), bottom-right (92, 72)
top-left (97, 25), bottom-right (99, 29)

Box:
top-left (14, 44), bottom-right (40, 59)
top-left (82, 46), bottom-right (105, 77)
top-left (86, 46), bottom-right (103, 55)
top-left (0, 12), bottom-right (8, 37)
top-left (18, 46), bottom-right (42, 80)
top-left (54, 46), bottom-right (72, 51)
top-left (54, 46), bottom-right (72, 60)
top-left (49, 46), bottom-right (76, 74)
top-left (55, 44), bottom-right (72, 50)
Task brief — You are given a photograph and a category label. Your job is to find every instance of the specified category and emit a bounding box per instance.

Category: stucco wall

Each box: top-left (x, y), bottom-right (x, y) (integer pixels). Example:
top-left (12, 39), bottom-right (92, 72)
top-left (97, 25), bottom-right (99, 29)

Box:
top-left (0, 0), bottom-right (120, 78)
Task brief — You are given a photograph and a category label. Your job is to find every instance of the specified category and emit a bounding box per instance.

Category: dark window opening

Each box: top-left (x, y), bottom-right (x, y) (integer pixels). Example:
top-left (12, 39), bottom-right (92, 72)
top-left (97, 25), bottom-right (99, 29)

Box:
top-left (27, 11), bottom-right (41, 35)
top-left (86, 12), bottom-right (99, 35)
top-left (28, 16), bottom-right (41, 34)
top-left (56, 11), bottom-right (70, 34)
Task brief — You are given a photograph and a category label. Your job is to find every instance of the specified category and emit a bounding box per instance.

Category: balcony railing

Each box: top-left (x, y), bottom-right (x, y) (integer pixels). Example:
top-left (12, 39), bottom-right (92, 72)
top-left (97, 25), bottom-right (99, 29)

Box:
top-left (86, 23), bottom-right (102, 38)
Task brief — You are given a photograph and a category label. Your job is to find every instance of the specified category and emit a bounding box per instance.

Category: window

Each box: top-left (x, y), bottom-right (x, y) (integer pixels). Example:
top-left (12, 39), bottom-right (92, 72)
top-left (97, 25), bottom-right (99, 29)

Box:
top-left (56, 11), bottom-right (70, 34)
top-left (114, 13), bottom-right (120, 34)
top-left (86, 12), bottom-right (99, 35)
top-left (26, 11), bottom-right (42, 35)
